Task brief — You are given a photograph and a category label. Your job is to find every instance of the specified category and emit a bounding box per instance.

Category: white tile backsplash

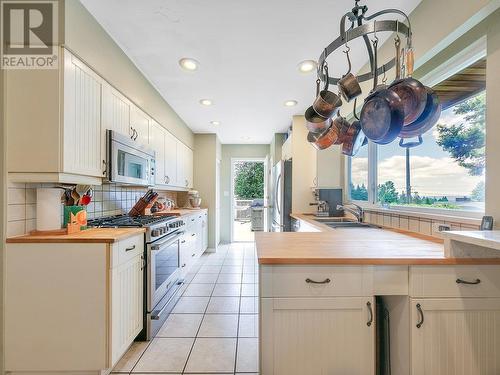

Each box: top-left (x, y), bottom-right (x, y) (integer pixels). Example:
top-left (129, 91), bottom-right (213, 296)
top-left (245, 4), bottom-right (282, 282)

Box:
top-left (363, 210), bottom-right (481, 238)
top-left (6, 182), bottom-right (182, 236)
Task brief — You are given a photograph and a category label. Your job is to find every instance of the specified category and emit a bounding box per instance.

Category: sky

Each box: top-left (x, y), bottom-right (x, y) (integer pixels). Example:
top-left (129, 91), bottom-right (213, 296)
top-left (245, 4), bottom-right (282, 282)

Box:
top-left (351, 95), bottom-right (485, 198)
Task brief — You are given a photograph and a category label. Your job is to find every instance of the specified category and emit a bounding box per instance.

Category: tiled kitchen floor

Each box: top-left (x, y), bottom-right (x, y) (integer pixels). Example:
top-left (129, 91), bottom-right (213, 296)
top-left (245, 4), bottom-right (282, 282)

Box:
top-left (112, 242), bottom-right (259, 374)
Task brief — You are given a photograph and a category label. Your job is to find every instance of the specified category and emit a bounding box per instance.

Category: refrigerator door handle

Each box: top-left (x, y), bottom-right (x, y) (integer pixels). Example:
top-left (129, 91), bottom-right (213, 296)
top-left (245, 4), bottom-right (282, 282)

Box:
top-left (275, 174), bottom-right (281, 215)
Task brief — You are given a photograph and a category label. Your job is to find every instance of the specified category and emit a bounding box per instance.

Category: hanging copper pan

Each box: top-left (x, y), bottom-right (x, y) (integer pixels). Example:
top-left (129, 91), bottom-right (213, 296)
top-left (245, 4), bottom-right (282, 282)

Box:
top-left (399, 87), bottom-right (442, 138)
top-left (312, 64), bottom-right (342, 118)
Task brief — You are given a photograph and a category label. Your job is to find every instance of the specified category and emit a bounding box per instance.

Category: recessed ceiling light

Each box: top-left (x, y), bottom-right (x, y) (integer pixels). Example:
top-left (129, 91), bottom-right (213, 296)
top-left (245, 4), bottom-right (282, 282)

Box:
top-left (210, 121), bottom-right (220, 125)
top-left (179, 57), bottom-right (199, 71)
top-left (298, 60), bottom-right (317, 73)
top-left (241, 136), bottom-right (251, 141)
top-left (284, 100), bottom-right (298, 107)
top-left (199, 99), bottom-right (213, 106)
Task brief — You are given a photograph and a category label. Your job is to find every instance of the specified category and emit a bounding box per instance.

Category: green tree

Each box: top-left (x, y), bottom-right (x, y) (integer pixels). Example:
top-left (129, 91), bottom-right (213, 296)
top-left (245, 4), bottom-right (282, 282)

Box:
top-left (234, 162), bottom-right (264, 199)
top-left (377, 181), bottom-right (399, 203)
top-left (471, 181), bottom-right (485, 202)
top-left (436, 92), bottom-right (485, 176)
top-left (350, 183), bottom-right (368, 201)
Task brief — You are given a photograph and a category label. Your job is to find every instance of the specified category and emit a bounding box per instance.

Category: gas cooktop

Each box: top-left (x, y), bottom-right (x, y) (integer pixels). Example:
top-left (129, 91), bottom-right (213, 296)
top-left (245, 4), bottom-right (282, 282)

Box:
top-left (87, 214), bottom-right (177, 228)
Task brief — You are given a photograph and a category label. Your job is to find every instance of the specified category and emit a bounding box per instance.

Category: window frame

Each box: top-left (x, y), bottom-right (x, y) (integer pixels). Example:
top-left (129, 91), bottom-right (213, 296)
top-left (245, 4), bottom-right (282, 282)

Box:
top-left (345, 37), bottom-right (487, 218)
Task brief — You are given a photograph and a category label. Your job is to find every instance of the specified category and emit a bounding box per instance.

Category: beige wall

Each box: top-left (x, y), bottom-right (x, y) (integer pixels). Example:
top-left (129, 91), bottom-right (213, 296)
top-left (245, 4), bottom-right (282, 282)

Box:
top-left (64, 0), bottom-right (193, 148)
top-left (220, 144), bottom-right (270, 243)
top-left (193, 134), bottom-right (221, 249)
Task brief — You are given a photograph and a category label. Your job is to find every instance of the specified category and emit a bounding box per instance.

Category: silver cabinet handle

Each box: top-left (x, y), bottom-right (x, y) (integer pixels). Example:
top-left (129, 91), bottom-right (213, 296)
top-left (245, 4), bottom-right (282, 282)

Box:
top-left (125, 244), bottom-right (136, 252)
top-left (416, 303), bottom-right (424, 328)
top-left (366, 301), bottom-right (373, 327)
top-left (456, 278), bottom-right (481, 285)
top-left (140, 255), bottom-right (145, 271)
top-left (102, 160), bottom-right (107, 176)
top-left (305, 278), bottom-right (331, 284)
top-left (192, 253), bottom-right (196, 257)
top-left (165, 175), bottom-right (170, 184)
top-left (181, 240), bottom-right (186, 244)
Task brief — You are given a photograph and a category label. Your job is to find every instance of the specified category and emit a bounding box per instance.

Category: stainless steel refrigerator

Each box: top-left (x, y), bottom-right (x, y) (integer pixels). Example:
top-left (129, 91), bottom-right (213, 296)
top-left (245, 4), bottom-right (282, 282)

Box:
top-left (272, 160), bottom-right (292, 232)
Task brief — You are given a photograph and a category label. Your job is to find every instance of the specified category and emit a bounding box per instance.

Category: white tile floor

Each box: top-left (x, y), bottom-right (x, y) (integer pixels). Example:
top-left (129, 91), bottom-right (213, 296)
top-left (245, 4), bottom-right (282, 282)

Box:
top-left (112, 242), bottom-right (259, 374)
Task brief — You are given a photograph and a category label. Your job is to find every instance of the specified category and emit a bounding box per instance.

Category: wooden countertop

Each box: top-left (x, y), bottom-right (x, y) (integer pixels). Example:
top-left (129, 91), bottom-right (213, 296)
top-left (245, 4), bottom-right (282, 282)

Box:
top-left (257, 214), bottom-right (500, 265)
top-left (6, 228), bottom-right (146, 244)
top-left (155, 208), bottom-right (207, 217)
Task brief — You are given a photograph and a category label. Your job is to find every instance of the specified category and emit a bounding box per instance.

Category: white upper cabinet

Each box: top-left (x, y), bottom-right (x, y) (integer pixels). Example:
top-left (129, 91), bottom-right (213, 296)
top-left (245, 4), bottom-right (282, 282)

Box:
top-left (164, 131), bottom-right (178, 186)
top-left (149, 121), bottom-right (166, 186)
top-left (176, 142), bottom-right (194, 188)
top-left (130, 105), bottom-right (150, 145)
top-left (63, 51), bottom-right (103, 178)
top-left (102, 84), bottom-right (131, 137)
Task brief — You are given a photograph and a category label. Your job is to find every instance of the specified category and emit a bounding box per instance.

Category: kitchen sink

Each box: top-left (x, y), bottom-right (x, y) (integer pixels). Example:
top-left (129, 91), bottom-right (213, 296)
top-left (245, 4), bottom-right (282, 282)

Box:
top-left (313, 217), bottom-right (354, 223)
top-left (323, 222), bottom-right (380, 229)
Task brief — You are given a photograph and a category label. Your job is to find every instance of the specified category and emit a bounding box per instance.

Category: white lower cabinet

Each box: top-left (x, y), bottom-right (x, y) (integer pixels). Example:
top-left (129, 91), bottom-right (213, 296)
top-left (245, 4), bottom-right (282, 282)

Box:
top-left (202, 211), bottom-right (209, 251)
top-left (179, 212), bottom-right (208, 275)
top-left (410, 298), bottom-right (500, 375)
top-left (261, 297), bottom-right (375, 375)
top-left (110, 252), bottom-right (144, 366)
top-left (5, 234), bottom-right (144, 373)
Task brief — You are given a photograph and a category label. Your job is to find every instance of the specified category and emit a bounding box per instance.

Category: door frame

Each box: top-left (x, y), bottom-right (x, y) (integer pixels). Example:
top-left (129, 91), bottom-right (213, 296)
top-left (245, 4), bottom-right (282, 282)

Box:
top-left (230, 157), bottom-right (268, 242)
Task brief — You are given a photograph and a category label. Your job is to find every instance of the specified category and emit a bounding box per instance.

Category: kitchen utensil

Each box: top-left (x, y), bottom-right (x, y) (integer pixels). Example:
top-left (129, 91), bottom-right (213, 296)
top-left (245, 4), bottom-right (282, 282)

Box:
top-left (360, 37), bottom-right (404, 145)
top-left (312, 63), bottom-right (343, 118)
top-left (307, 122), bottom-right (342, 150)
top-left (305, 104), bottom-right (332, 134)
top-left (129, 189), bottom-right (158, 216)
top-left (399, 87), bottom-right (441, 138)
top-left (341, 100), bottom-right (367, 157)
top-left (337, 46), bottom-right (362, 102)
top-left (80, 194), bottom-right (91, 206)
top-left (71, 188), bottom-right (80, 206)
top-left (388, 43), bottom-right (427, 126)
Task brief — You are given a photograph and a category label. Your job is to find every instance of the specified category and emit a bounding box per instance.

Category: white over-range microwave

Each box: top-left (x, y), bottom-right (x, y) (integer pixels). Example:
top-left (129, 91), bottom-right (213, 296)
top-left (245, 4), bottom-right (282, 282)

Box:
top-left (106, 130), bottom-right (156, 186)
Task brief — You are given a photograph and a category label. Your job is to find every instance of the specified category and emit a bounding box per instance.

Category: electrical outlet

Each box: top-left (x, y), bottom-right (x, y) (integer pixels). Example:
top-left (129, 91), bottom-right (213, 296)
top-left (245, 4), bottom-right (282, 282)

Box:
top-left (432, 222), bottom-right (451, 234)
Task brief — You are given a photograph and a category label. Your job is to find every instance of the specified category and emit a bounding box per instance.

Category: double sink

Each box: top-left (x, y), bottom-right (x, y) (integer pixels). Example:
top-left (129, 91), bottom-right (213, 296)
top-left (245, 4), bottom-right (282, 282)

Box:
top-left (313, 217), bottom-right (380, 229)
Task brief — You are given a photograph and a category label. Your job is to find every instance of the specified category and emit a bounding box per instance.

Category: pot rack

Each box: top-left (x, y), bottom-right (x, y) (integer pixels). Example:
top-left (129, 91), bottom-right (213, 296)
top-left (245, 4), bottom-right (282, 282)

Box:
top-left (317, 0), bottom-right (412, 85)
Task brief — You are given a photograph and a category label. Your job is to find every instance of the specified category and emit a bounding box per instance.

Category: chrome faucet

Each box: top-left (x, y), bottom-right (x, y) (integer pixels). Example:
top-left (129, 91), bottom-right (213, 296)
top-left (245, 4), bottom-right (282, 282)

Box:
top-left (336, 203), bottom-right (364, 223)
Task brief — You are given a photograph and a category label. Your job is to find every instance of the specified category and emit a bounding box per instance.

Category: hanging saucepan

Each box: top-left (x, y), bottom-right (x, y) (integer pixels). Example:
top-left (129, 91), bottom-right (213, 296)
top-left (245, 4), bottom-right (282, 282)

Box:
top-left (388, 38), bottom-right (427, 126)
top-left (305, 79), bottom-right (331, 133)
top-left (342, 99), bottom-right (367, 157)
top-left (337, 46), bottom-right (362, 102)
top-left (312, 63), bottom-right (342, 118)
top-left (307, 122), bottom-right (342, 150)
top-left (360, 37), bottom-right (404, 145)
top-left (399, 87), bottom-right (442, 138)
top-left (332, 110), bottom-right (350, 141)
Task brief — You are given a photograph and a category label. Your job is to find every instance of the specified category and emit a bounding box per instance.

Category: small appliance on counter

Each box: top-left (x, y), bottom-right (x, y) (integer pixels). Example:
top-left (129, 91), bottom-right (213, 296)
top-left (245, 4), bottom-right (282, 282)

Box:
top-left (309, 200), bottom-right (330, 217)
top-left (187, 190), bottom-right (202, 208)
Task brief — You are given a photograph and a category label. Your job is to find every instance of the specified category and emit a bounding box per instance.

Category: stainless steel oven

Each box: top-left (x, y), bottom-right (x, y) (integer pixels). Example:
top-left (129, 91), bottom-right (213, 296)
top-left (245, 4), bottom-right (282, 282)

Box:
top-left (146, 228), bottom-right (184, 339)
top-left (106, 130), bottom-right (155, 186)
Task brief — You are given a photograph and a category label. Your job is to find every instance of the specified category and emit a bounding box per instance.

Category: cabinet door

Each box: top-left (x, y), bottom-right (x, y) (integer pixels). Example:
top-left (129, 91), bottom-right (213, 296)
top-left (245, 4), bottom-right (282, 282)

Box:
top-left (150, 121), bottom-right (165, 186)
top-left (63, 52), bottom-right (103, 177)
top-left (130, 105), bottom-right (150, 145)
top-left (202, 212), bottom-right (208, 251)
top-left (164, 131), bottom-right (177, 186)
top-left (102, 83), bottom-right (131, 137)
top-left (261, 297), bottom-right (375, 375)
top-left (185, 146), bottom-right (194, 188)
top-left (176, 142), bottom-right (187, 188)
top-left (110, 254), bottom-right (144, 367)
top-left (410, 298), bottom-right (500, 375)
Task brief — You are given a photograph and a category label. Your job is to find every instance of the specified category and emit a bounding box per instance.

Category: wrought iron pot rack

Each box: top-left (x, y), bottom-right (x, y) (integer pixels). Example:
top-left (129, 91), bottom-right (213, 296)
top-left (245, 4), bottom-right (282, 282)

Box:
top-left (317, 1), bottom-right (412, 85)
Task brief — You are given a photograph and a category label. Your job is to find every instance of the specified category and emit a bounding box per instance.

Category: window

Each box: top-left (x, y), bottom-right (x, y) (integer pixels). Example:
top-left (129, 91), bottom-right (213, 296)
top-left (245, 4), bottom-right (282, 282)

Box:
top-left (348, 143), bottom-right (369, 201)
top-left (347, 56), bottom-right (486, 215)
top-left (377, 90), bottom-right (485, 212)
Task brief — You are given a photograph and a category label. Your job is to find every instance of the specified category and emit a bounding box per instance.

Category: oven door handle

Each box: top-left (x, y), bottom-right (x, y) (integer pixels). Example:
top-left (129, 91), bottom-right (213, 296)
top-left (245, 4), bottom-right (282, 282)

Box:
top-left (150, 231), bottom-right (184, 251)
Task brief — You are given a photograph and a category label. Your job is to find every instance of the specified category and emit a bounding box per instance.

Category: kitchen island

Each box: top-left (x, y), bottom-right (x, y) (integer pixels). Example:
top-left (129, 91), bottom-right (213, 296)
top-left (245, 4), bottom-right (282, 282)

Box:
top-left (256, 215), bottom-right (500, 375)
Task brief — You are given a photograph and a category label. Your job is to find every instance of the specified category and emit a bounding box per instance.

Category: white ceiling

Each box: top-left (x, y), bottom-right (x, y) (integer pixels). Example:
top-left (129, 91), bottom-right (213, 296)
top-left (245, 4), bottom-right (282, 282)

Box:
top-left (81, 0), bottom-right (421, 144)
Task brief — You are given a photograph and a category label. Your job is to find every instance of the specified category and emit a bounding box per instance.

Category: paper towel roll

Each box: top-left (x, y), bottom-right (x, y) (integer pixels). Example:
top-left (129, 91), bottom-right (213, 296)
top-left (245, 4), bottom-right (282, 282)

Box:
top-left (36, 188), bottom-right (63, 231)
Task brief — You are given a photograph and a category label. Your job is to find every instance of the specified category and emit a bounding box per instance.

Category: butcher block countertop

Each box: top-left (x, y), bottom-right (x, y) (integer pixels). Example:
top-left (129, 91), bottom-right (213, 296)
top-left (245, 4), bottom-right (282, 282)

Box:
top-left (256, 214), bottom-right (500, 265)
top-left (6, 228), bottom-right (146, 244)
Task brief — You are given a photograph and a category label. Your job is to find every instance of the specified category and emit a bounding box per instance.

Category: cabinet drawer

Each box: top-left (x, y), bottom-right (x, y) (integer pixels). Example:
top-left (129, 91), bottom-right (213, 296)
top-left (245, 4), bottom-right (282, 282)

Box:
top-left (260, 265), bottom-right (372, 297)
top-left (410, 265), bottom-right (500, 297)
top-left (111, 235), bottom-right (144, 268)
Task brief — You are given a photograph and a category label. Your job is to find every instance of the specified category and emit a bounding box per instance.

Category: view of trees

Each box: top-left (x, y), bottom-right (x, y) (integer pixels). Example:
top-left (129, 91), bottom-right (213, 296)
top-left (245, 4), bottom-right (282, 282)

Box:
top-left (234, 162), bottom-right (264, 199)
top-left (436, 92), bottom-right (485, 177)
